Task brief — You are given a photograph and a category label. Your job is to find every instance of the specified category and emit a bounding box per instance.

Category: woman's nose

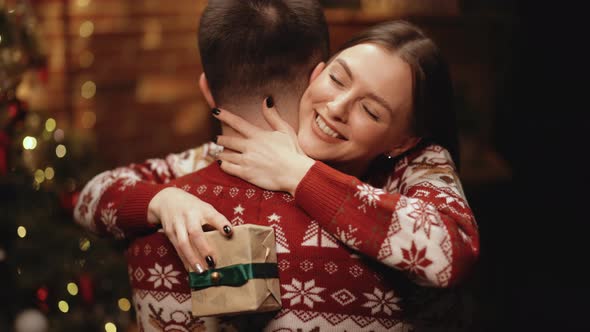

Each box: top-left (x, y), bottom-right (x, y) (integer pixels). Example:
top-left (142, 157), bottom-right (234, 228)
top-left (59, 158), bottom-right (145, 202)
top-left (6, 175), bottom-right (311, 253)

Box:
top-left (326, 95), bottom-right (350, 123)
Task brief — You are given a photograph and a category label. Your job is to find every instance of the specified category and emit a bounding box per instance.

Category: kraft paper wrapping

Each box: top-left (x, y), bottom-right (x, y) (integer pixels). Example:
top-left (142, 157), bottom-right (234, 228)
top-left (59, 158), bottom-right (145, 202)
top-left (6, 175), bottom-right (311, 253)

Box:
top-left (190, 224), bottom-right (282, 317)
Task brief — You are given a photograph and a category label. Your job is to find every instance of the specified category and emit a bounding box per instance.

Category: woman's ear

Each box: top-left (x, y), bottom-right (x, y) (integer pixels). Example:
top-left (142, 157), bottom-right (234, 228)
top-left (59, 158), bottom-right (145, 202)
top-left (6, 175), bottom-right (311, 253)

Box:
top-left (387, 137), bottom-right (422, 158)
top-left (199, 73), bottom-right (215, 108)
top-left (309, 62), bottom-right (325, 83)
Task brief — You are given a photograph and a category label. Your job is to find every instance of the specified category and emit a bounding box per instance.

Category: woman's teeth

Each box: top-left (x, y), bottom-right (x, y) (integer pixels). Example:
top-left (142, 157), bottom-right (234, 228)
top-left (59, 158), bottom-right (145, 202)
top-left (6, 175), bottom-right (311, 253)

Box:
top-left (315, 115), bottom-right (341, 138)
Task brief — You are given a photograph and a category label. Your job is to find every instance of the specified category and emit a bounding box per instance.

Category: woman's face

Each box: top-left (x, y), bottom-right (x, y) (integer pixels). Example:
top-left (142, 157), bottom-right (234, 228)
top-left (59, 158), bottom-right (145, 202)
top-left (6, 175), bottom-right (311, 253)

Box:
top-left (298, 43), bottom-right (415, 174)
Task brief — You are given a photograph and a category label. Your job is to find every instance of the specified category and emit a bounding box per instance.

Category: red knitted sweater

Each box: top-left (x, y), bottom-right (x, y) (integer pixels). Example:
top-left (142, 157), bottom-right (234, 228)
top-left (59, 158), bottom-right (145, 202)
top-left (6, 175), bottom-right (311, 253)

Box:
top-left (74, 142), bottom-right (478, 331)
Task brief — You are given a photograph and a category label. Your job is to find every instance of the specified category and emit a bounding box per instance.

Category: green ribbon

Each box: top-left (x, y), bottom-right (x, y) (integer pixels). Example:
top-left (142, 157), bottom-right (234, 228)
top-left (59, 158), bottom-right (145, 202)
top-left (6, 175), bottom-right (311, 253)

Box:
top-left (189, 263), bottom-right (278, 290)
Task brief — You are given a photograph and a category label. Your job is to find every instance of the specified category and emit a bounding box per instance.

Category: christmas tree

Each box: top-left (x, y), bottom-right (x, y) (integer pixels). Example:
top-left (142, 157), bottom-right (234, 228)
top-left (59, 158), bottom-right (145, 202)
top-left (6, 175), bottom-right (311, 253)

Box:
top-left (1, 2), bottom-right (135, 331)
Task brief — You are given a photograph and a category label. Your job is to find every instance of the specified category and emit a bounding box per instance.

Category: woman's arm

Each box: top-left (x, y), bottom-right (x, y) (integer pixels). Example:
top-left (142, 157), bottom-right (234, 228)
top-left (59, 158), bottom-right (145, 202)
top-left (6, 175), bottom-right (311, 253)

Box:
top-left (213, 105), bottom-right (478, 288)
top-left (73, 142), bottom-right (221, 238)
top-left (295, 147), bottom-right (479, 288)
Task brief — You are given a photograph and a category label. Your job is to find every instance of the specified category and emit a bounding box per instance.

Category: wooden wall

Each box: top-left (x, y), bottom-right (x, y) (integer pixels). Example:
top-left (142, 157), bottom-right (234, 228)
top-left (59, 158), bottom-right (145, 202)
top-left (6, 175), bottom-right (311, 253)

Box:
top-left (30, 0), bottom-right (514, 185)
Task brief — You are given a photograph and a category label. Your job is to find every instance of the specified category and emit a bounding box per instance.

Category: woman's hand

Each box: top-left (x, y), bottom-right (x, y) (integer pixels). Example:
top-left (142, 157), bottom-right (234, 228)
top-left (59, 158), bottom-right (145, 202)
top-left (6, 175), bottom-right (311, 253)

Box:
top-left (213, 98), bottom-right (315, 195)
top-left (147, 187), bottom-right (232, 273)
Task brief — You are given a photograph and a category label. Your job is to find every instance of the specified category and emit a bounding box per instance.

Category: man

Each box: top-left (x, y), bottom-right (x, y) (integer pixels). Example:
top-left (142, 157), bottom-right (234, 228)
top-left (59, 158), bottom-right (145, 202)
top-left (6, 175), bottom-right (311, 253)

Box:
top-left (75, 0), bottom-right (346, 330)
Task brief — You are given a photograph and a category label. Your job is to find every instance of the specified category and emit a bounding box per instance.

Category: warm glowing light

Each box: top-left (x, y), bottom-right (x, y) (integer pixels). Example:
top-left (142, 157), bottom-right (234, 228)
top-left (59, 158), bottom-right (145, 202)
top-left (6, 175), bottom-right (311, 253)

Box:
top-left (17, 226), bottom-right (27, 238)
top-left (58, 300), bottom-right (69, 313)
top-left (79, 21), bottom-right (94, 38)
top-left (79, 238), bottom-right (91, 251)
top-left (45, 118), bottom-right (56, 132)
top-left (118, 298), bottom-right (131, 311)
top-left (56, 145), bottom-right (67, 158)
top-left (45, 167), bottom-right (55, 180)
top-left (34, 169), bottom-right (45, 183)
top-left (22, 136), bottom-right (37, 150)
top-left (105, 322), bottom-right (117, 332)
top-left (81, 111), bottom-right (97, 128)
top-left (54, 129), bottom-right (64, 142)
top-left (77, 0), bottom-right (91, 7)
top-left (79, 50), bottom-right (94, 68)
top-left (81, 81), bottom-right (96, 99)
top-left (67, 282), bottom-right (79, 296)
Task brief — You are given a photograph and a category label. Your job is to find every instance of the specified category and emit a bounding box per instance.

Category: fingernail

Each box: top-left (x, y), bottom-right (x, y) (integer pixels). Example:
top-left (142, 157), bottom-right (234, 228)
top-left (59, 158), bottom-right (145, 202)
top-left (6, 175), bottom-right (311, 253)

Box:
top-left (213, 135), bottom-right (218, 143)
top-left (205, 256), bottom-right (215, 268)
top-left (212, 108), bottom-right (221, 115)
top-left (217, 160), bottom-right (222, 165)
top-left (266, 96), bottom-right (274, 108)
top-left (223, 225), bottom-right (232, 235)
top-left (195, 263), bottom-right (205, 274)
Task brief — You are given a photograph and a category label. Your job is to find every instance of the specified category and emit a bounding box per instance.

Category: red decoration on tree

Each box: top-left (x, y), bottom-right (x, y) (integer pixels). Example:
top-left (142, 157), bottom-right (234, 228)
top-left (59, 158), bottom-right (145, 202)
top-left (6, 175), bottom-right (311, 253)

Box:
top-left (36, 286), bottom-right (48, 302)
top-left (78, 273), bottom-right (94, 305)
top-left (0, 132), bottom-right (10, 176)
top-left (60, 191), bottom-right (80, 216)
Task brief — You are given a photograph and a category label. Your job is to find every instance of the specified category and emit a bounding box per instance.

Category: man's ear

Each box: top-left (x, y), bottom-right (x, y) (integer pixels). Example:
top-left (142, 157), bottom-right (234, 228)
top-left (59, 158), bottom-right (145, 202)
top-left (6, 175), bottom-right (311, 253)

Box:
top-left (388, 137), bottom-right (422, 158)
top-left (199, 73), bottom-right (215, 108)
top-left (309, 62), bottom-right (325, 83)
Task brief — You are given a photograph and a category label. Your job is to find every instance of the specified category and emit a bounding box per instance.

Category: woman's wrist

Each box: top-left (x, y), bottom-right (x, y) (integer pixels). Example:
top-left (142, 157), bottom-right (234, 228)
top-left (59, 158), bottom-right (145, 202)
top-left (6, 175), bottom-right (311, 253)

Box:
top-left (285, 156), bottom-right (315, 196)
top-left (147, 187), bottom-right (172, 225)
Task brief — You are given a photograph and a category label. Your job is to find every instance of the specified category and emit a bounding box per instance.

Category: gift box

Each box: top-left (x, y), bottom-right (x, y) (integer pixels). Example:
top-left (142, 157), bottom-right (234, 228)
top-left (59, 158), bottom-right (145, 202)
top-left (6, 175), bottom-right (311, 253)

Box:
top-left (189, 224), bottom-right (282, 317)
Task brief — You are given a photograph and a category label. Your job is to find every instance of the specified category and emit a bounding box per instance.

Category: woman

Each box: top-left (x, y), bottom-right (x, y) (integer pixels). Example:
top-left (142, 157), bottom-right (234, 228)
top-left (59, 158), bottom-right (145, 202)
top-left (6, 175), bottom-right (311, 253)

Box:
top-left (76, 18), bottom-right (477, 304)
top-left (212, 20), bottom-right (479, 287)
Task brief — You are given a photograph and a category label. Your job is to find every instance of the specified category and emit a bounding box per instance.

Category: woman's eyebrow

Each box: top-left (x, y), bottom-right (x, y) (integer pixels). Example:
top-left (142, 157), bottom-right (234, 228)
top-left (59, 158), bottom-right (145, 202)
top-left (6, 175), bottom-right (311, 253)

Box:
top-left (335, 59), bottom-right (353, 80)
top-left (336, 58), bottom-right (395, 115)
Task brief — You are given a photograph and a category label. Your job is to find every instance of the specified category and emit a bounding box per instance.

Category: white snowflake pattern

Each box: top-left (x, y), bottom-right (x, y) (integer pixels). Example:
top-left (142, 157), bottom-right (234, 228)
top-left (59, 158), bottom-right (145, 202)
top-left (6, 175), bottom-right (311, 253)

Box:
top-left (354, 183), bottom-right (385, 208)
top-left (111, 168), bottom-right (142, 191)
top-left (362, 287), bottom-right (401, 316)
top-left (282, 278), bottom-right (326, 308)
top-left (335, 225), bottom-right (362, 250)
top-left (100, 203), bottom-right (124, 239)
top-left (146, 263), bottom-right (181, 289)
top-left (146, 159), bottom-right (171, 179)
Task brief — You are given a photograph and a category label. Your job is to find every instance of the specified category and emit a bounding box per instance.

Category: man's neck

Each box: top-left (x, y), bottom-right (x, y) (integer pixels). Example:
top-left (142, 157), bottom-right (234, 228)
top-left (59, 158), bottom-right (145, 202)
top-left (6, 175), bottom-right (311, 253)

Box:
top-left (218, 95), bottom-right (300, 137)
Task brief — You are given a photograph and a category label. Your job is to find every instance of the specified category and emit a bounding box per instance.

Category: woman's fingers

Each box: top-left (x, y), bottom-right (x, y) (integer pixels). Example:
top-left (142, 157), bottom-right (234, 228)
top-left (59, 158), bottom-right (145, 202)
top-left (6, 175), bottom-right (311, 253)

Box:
top-left (187, 224), bottom-right (216, 269)
top-left (216, 135), bottom-right (248, 153)
top-left (204, 208), bottom-right (233, 238)
top-left (213, 107), bottom-right (261, 138)
top-left (217, 150), bottom-right (242, 165)
top-left (219, 160), bottom-right (243, 179)
top-left (175, 223), bottom-right (207, 273)
top-left (261, 97), bottom-right (296, 135)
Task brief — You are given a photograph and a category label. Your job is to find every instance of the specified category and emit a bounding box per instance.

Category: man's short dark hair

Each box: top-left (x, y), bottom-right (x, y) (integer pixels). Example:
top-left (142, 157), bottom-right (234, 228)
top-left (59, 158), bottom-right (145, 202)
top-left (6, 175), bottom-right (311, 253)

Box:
top-left (198, 0), bottom-right (329, 104)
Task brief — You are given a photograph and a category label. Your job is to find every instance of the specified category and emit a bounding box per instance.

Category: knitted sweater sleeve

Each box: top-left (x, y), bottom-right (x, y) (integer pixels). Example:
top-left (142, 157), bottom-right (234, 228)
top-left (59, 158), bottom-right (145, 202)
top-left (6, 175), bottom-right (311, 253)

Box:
top-left (73, 142), bottom-right (220, 239)
top-left (294, 146), bottom-right (479, 288)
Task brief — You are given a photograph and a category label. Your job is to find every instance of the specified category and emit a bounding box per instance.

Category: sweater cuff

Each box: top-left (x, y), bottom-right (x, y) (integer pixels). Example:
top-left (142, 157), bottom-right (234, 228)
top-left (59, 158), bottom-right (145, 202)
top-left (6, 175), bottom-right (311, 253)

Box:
top-left (294, 161), bottom-right (353, 226)
top-left (117, 182), bottom-right (166, 236)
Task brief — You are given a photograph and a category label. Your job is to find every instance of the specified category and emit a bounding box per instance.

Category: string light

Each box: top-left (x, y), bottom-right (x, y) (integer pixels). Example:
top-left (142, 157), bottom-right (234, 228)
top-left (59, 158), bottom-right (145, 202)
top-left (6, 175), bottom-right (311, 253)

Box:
top-left (45, 118), bottom-right (56, 132)
top-left (22, 136), bottom-right (37, 150)
top-left (45, 167), bottom-right (55, 180)
top-left (58, 300), bottom-right (69, 313)
top-left (34, 169), bottom-right (45, 183)
top-left (56, 144), bottom-right (67, 158)
top-left (118, 298), bottom-right (131, 311)
top-left (67, 282), bottom-right (79, 296)
top-left (79, 50), bottom-right (94, 68)
top-left (81, 81), bottom-right (96, 99)
top-left (105, 322), bottom-right (117, 332)
top-left (81, 111), bottom-right (96, 128)
top-left (77, 0), bottom-right (91, 7)
top-left (79, 21), bottom-right (94, 38)
top-left (79, 238), bottom-right (91, 251)
top-left (17, 226), bottom-right (27, 238)
top-left (54, 129), bottom-right (65, 142)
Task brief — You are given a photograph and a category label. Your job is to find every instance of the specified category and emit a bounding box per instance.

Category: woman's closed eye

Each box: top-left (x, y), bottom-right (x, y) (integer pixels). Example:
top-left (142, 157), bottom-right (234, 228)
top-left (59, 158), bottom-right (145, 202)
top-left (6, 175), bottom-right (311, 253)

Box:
top-left (329, 73), bottom-right (345, 87)
top-left (362, 104), bottom-right (379, 121)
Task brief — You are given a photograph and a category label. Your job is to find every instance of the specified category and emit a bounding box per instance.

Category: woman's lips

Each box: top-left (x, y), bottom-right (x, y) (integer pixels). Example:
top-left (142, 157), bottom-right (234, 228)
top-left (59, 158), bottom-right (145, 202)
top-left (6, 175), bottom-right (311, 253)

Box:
top-left (311, 112), bottom-right (346, 143)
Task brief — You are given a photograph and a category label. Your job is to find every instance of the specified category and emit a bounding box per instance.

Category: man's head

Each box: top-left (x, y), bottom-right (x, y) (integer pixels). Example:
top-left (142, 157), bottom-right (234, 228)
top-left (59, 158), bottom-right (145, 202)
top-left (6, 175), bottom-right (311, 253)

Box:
top-left (198, 0), bottom-right (329, 107)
